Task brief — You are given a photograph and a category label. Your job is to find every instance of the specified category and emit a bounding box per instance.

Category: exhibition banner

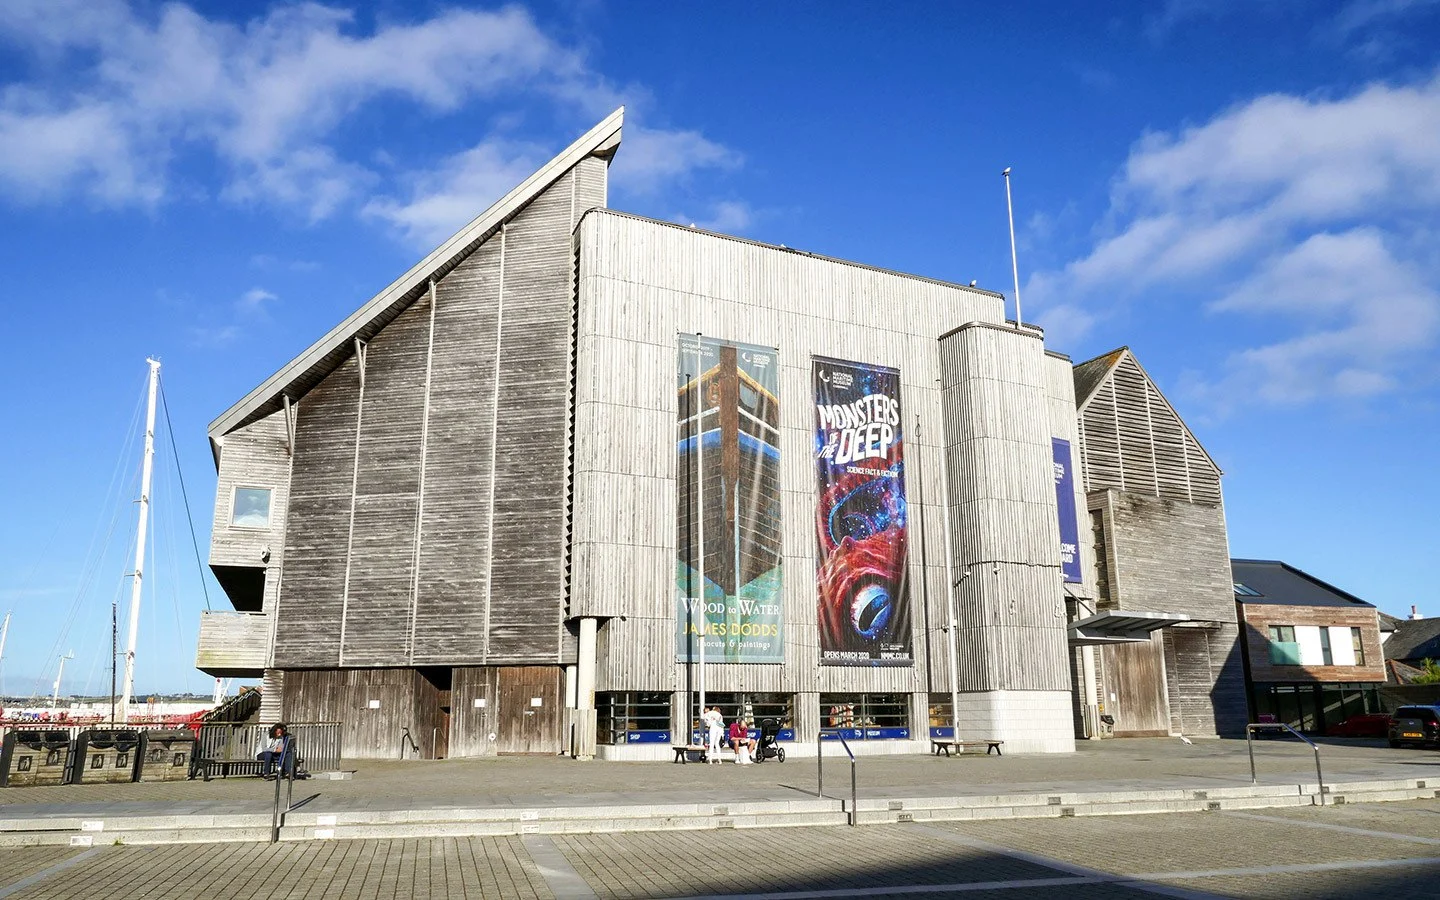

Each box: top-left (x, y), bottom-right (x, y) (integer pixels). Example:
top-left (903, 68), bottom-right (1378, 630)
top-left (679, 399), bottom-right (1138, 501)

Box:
top-left (1053, 437), bottom-right (1082, 583)
top-left (813, 357), bottom-right (912, 666)
top-left (675, 336), bottom-right (784, 663)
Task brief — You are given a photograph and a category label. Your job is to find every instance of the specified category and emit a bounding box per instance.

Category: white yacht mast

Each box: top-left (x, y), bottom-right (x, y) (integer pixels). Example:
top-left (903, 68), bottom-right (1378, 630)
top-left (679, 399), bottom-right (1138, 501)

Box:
top-left (121, 358), bottom-right (161, 722)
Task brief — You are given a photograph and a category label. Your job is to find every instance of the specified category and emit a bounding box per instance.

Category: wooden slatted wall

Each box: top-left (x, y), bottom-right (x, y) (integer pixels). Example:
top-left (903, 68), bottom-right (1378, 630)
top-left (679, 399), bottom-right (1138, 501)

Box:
top-left (940, 325), bottom-right (1072, 695)
top-left (572, 210), bottom-right (1024, 696)
top-left (1076, 353), bottom-right (1221, 505)
top-left (272, 155), bottom-right (605, 670)
top-left (274, 357), bottom-right (361, 667)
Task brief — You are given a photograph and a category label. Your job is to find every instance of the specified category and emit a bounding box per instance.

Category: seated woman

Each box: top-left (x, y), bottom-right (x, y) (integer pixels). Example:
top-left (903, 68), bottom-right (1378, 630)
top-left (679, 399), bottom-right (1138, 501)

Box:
top-left (256, 723), bottom-right (289, 778)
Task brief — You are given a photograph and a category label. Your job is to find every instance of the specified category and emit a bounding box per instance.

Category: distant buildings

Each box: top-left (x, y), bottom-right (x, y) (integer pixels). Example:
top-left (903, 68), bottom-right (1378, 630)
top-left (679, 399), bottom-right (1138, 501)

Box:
top-left (1232, 559), bottom-right (1386, 732)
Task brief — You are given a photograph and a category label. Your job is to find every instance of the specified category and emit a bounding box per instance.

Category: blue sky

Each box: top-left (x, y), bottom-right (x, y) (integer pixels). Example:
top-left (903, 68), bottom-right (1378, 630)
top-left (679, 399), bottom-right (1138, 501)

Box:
top-left (1, 1), bottom-right (1437, 694)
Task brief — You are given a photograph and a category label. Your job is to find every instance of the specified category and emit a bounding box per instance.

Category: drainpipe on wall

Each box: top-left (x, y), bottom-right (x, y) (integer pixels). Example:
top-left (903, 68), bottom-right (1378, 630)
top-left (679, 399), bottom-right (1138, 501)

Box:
top-left (573, 617), bottom-right (598, 759)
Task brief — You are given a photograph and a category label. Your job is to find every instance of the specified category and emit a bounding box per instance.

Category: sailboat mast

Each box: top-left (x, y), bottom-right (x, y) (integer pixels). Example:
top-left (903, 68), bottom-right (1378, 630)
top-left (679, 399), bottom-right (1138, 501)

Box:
top-left (121, 358), bottom-right (161, 723)
top-left (0, 611), bottom-right (10, 676)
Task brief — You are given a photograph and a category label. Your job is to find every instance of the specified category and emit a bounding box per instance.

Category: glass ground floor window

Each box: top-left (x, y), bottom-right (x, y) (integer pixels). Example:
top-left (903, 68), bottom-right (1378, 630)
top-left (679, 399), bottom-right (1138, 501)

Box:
top-left (1251, 682), bottom-right (1381, 734)
top-left (820, 693), bottom-right (911, 740)
top-left (927, 693), bottom-right (958, 739)
top-left (689, 693), bottom-right (796, 742)
top-left (596, 692), bottom-right (672, 745)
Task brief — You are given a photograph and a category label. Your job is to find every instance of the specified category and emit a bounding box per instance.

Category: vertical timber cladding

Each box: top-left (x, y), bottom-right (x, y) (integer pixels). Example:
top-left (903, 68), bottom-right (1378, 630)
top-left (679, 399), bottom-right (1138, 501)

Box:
top-left (812, 357), bottom-right (913, 666)
top-left (342, 290), bottom-right (430, 666)
top-left (274, 356), bottom-right (362, 667)
top-left (487, 166), bottom-right (587, 661)
top-left (675, 336), bottom-right (784, 664)
top-left (495, 666), bottom-right (563, 754)
top-left (410, 237), bottom-right (502, 663)
top-left (280, 668), bottom-right (441, 760)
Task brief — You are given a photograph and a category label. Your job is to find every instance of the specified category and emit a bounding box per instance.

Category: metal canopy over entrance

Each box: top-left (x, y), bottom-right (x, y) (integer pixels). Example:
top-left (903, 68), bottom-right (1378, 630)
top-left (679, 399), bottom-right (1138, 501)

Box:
top-left (1069, 610), bottom-right (1192, 646)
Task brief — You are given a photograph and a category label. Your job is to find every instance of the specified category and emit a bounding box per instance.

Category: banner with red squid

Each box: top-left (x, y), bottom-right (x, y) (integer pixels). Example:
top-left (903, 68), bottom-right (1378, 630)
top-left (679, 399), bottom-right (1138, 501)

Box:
top-left (813, 357), bottom-right (912, 666)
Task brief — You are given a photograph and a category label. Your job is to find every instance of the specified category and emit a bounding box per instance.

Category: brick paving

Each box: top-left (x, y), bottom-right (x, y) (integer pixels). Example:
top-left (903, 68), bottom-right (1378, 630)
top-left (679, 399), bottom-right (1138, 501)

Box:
top-left (3, 741), bottom-right (1440, 898)
top-left (0, 848), bottom-right (78, 889)
top-left (1, 801), bottom-right (1438, 898)
top-left (3, 838), bottom-right (554, 900)
top-left (553, 825), bottom-right (1065, 899)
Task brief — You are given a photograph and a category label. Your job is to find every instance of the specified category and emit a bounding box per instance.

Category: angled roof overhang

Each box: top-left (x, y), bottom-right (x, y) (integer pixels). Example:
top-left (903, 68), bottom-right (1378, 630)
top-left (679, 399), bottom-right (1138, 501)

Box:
top-left (1069, 610), bottom-right (1192, 646)
top-left (206, 107), bottom-right (625, 461)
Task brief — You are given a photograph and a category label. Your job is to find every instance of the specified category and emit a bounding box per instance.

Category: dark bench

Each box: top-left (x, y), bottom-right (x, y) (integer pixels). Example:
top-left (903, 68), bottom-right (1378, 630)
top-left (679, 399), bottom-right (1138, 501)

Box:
top-left (672, 744), bottom-right (710, 763)
top-left (931, 738), bottom-right (1004, 757)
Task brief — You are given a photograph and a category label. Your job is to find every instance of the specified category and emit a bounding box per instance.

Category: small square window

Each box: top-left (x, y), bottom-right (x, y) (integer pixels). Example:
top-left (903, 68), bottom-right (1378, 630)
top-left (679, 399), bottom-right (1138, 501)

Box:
top-left (232, 487), bottom-right (272, 528)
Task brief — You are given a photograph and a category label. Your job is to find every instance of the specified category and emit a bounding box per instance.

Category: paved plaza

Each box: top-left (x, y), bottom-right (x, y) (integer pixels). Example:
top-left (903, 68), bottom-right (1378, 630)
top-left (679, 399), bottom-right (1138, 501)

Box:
top-left (2, 736), bottom-right (1436, 815)
top-left (2, 738), bottom-right (1439, 898)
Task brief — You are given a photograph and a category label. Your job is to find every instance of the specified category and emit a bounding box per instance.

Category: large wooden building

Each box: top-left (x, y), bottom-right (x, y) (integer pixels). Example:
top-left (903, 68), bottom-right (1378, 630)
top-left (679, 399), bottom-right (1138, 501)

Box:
top-left (196, 110), bottom-right (1246, 758)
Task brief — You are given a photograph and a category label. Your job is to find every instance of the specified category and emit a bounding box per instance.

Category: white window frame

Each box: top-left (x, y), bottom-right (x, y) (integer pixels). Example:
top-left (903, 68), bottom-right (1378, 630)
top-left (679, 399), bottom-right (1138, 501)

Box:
top-left (229, 484), bottom-right (273, 530)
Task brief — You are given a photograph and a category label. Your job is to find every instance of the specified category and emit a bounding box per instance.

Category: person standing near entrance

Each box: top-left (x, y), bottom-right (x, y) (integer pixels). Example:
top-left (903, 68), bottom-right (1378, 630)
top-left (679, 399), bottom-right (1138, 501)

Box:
top-left (701, 706), bottom-right (725, 764)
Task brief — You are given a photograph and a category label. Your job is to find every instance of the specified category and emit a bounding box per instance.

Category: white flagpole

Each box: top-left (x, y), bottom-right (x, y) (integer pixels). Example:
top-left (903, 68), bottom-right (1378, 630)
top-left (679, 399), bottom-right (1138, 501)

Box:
top-left (1003, 167), bottom-right (1023, 329)
top-left (694, 335), bottom-right (707, 724)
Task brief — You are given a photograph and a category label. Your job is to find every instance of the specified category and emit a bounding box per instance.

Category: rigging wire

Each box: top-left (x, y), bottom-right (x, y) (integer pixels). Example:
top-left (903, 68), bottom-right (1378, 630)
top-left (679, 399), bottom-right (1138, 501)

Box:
top-left (158, 375), bottom-right (212, 612)
top-left (156, 446), bottom-right (197, 696)
top-left (33, 374), bottom-right (148, 697)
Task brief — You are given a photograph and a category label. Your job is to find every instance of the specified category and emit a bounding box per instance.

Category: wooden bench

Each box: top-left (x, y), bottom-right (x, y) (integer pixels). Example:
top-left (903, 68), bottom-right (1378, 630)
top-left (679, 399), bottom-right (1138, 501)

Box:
top-left (672, 744), bottom-right (709, 763)
top-left (931, 739), bottom-right (1004, 757)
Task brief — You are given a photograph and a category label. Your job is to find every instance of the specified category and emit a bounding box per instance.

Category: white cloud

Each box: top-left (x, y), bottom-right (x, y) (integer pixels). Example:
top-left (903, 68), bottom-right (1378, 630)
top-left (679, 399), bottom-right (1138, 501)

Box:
top-left (0, 3), bottom-right (740, 221)
top-left (1331, 0), bottom-right (1440, 38)
top-left (236, 287), bottom-right (278, 315)
top-left (687, 200), bottom-right (756, 235)
top-left (610, 125), bottom-right (741, 195)
top-left (364, 139), bottom-right (547, 247)
top-left (190, 285), bottom-right (280, 347)
top-left (1201, 229), bottom-right (1439, 406)
top-left (1028, 72), bottom-right (1440, 410)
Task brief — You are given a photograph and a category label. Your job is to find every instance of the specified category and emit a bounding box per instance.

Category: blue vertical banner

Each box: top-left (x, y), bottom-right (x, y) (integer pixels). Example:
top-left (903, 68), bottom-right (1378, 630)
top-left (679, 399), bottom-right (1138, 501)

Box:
top-left (1052, 438), bottom-right (1082, 583)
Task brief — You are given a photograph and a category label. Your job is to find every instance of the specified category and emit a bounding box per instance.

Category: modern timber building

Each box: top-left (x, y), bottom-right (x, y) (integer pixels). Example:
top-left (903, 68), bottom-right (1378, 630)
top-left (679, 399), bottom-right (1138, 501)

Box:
top-left (196, 110), bottom-right (1247, 758)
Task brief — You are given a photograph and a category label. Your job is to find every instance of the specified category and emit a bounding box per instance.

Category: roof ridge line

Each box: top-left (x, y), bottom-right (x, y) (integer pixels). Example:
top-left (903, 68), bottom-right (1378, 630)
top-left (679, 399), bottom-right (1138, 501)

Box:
top-left (207, 107), bottom-right (624, 446)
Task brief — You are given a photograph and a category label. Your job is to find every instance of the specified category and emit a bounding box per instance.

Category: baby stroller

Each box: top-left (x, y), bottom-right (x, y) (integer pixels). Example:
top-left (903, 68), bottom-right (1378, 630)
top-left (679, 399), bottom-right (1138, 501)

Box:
top-left (754, 718), bottom-right (787, 763)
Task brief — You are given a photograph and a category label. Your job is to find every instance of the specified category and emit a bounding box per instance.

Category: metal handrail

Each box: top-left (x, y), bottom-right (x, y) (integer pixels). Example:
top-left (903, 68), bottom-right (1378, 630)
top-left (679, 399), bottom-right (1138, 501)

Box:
top-left (400, 727), bottom-right (420, 759)
top-left (1246, 722), bottom-right (1326, 806)
top-left (818, 729), bottom-right (858, 826)
top-left (270, 736), bottom-right (296, 843)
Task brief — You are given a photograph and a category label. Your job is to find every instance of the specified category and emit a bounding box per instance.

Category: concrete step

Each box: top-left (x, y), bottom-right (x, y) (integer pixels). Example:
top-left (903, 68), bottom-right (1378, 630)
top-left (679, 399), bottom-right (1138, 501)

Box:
top-left (288, 809), bottom-right (851, 841)
top-left (0, 776), bottom-right (1433, 846)
top-left (0, 824), bottom-right (275, 847)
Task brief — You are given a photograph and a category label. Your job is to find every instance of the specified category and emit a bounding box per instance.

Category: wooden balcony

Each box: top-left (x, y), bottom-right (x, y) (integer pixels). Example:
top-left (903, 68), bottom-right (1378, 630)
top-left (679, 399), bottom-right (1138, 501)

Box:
top-left (195, 611), bottom-right (269, 677)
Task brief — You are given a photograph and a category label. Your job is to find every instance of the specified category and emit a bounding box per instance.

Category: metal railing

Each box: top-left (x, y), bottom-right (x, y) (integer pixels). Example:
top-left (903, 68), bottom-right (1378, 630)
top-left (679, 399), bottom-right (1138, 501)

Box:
top-left (817, 730), bottom-right (858, 826)
top-left (196, 722), bottom-right (342, 774)
top-left (1246, 722), bottom-right (1326, 806)
top-left (400, 727), bottom-right (420, 760)
top-left (271, 736), bottom-right (296, 843)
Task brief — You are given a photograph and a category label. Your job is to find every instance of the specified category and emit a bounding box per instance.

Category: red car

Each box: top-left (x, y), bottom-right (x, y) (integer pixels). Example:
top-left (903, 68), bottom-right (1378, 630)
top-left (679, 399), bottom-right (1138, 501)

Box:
top-left (1328, 713), bottom-right (1391, 737)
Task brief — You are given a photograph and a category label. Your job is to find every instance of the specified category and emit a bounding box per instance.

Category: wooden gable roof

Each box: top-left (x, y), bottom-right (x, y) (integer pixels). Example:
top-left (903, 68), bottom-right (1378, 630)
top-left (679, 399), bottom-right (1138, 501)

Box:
top-left (207, 108), bottom-right (624, 458)
top-left (1073, 347), bottom-right (1223, 505)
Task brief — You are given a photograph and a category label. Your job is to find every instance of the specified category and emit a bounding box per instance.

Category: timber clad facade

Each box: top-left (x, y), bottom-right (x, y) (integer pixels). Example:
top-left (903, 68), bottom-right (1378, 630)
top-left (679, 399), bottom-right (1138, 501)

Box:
top-left (1232, 559), bottom-right (1386, 733)
top-left (198, 111), bottom-right (1247, 759)
top-left (1073, 350), bottom-right (1248, 739)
